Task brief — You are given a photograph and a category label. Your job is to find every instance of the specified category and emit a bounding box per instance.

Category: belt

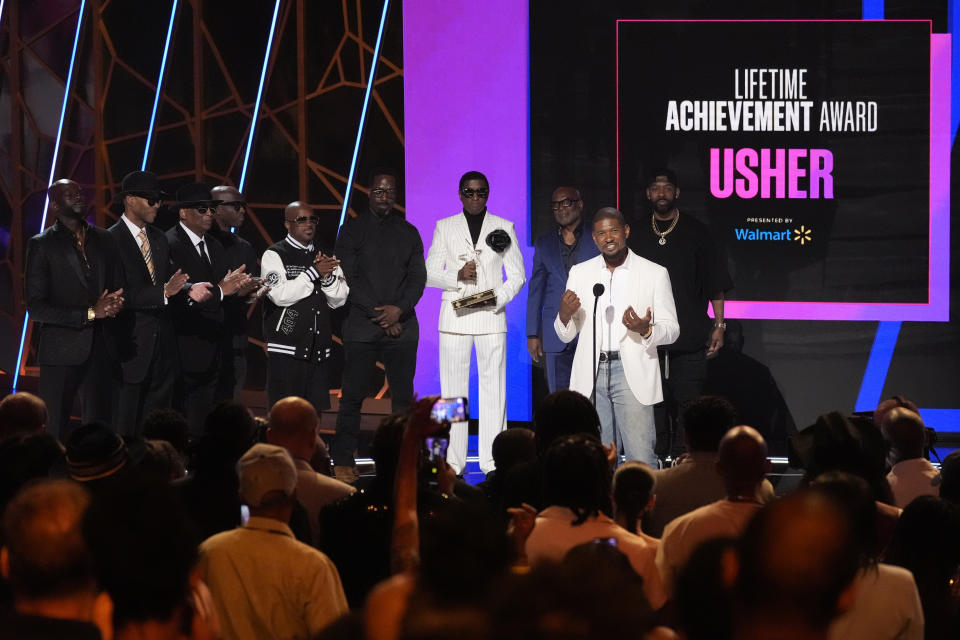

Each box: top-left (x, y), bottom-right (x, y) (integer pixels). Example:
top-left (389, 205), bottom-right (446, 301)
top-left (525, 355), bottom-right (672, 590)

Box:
top-left (598, 351), bottom-right (620, 362)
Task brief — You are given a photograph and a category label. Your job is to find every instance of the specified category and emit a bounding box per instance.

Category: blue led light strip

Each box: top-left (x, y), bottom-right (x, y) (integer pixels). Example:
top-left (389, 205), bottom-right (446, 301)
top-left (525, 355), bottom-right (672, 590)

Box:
top-left (13, 0), bottom-right (87, 391)
top-left (238, 0), bottom-right (282, 192)
top-left (338, 0), bottom-right (391, 228)
top-left (141, 0), bottom-right (178, 170)
top-left (861, 0), bottom-right (884, 19)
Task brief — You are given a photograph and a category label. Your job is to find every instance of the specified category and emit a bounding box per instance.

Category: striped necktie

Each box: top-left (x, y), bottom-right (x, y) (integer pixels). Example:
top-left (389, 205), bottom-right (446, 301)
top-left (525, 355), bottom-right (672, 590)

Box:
top-left (138, 229), bottom-right (157, 285)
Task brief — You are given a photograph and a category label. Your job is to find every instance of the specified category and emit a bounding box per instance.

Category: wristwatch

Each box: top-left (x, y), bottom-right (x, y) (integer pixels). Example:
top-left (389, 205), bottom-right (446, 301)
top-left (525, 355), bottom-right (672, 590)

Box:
top-left (714, 321), bottom-right (726, 329)
top-left (87, 306), bottom-right (96, 322)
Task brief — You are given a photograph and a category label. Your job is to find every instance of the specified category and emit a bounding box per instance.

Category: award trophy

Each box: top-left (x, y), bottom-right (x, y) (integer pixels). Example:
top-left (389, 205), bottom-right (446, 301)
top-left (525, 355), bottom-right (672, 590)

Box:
top-left (452, 246), bottom-right (496, 310)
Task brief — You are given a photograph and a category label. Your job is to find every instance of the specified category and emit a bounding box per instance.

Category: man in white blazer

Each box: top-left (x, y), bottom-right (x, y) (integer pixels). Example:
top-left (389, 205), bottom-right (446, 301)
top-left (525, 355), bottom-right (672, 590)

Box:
top-left (425, 171), bottom-right (526, 474)
top-left (555, 208), bottom-right (679, 467)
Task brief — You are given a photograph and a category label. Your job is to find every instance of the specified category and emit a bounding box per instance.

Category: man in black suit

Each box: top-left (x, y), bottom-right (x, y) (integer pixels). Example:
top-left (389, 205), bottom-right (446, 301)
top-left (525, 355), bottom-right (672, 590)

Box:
top-left (209, 185), bottom-right (261, 401)
top-left (107, 171), bottom-right (190, 435)
top-left (25, 178), bottom-right (124, 437)
top-left (166, 183), bottom-right (253, 434)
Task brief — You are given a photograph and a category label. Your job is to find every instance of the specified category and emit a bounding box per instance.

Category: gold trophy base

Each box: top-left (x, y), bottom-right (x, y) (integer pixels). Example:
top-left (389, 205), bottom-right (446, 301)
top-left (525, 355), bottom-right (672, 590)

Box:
top-left (452, 289), bottom-right (496, 310)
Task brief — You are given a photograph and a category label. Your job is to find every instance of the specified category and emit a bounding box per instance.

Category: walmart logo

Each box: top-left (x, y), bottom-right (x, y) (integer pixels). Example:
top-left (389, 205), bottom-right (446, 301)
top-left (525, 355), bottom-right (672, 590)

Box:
top-left (733, 225), bottom-right (813, 244)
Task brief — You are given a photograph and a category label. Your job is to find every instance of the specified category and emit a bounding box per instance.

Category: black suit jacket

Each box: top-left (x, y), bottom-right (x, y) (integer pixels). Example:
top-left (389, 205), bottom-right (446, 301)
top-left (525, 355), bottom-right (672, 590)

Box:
top-left (25, 221), bottom-right (122, 366)
top-left (108, 219), bottom-right (178, 383)
top-left (166, 223), bottom-right (227, 373)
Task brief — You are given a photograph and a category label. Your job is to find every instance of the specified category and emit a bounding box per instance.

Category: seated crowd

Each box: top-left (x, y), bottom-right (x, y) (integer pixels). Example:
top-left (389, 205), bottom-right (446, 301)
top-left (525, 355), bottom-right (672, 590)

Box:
top-left (0, 388), bottom-right (958, 640)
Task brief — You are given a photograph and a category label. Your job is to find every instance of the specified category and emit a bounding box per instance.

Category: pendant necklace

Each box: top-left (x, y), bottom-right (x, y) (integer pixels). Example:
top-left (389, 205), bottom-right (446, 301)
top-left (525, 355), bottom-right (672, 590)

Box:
top-left (651, 212), bottom-right (679, 246)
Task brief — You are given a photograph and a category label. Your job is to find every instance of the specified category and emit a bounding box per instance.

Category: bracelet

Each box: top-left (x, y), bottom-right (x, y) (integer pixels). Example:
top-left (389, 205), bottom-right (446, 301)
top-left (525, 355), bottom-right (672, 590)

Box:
top-left (642, 326), bottom-right (653, 339)
top-left (319, 273), bottom-right (337, 287)
top-left (714, 321), bottom-right (726, 329)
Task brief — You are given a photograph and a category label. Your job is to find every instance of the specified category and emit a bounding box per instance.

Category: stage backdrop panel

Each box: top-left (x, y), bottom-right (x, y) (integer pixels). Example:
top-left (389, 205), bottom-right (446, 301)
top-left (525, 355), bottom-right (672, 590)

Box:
top-left (617, 20), bottom-right (949, 321)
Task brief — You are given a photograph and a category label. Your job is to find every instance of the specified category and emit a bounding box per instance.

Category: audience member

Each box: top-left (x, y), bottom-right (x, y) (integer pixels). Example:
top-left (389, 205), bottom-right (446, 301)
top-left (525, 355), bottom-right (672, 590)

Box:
top-left (873, 394), bottom-right (920, 429)
top-left (83, 476), bottom-right (215, 639)
top-left (0, 480), bottom-right (109, 640)
top-left (475, 427), bottom-right (536, 518)
top-left (884, 496), bottom-right (960, 640)
top-left (647, 396), bottom-right (774, 537)
top-left (657, 425), bottom-right (770, 596)
top-left (141, 407), bottom-right (190, 457)
top-left (734, 490), bottom-right (861, 640)
top-left (0, 433), bottom-right (64, 519)
top-left (267, 397), bottom-right (355, 546)
top-left (674, 537), bottom-right (737, 640)
top-left (175, 400), bottom-right (257, 541)
top-left (200, 443), bottom-right (347, 639)
top-left (938, 450), bottom-right (960, 505)
top-left (524, 434), bottom-right (665, 609)
top-left (140, 438), bottom-right (187, 481)
top-left (882, 407), bottom-right (938, 508)
top-left (60, 422), bottom-right (146, 497)
top-left (0, 392), bottom-right (47, 441)
top-left (812, 472), bottom-right (924, 640)
top-left (612, 461), bottom-right (659, 546)
top-left (501, 390), bottom-right (602, 512)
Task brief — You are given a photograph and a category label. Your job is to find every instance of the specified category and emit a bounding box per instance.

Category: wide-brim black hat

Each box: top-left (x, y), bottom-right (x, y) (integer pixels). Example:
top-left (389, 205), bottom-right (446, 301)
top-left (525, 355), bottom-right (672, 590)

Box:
top-left (175, 182), bottom-right (222, 209)
top-left (117, 170), bottom-right (167, 199)
top-left (56, 421), bottom-right (147, 482)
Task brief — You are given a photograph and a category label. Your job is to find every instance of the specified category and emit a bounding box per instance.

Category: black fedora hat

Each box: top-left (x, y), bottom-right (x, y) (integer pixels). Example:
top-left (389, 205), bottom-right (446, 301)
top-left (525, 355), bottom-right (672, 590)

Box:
top-left (119, 170), bottom-right (166, 198)
top-left (175, 182), bottom-right (222, 210)
top-left (58, 421), bottom-right (146, 483)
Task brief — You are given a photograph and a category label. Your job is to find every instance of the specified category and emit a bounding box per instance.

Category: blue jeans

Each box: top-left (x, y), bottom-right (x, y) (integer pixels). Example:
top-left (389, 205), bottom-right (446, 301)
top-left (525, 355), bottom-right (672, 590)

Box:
top-left (594, 358), bottom-right (657, 468)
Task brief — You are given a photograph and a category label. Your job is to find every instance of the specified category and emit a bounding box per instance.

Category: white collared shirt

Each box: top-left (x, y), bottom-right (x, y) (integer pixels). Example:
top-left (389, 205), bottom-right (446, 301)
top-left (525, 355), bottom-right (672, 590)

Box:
top-left (121, 213), bottom-right (146, 247)
top-left (594, 251), bottom-right (635, 351)
top-left (179, 221), bottom-right (211, 262)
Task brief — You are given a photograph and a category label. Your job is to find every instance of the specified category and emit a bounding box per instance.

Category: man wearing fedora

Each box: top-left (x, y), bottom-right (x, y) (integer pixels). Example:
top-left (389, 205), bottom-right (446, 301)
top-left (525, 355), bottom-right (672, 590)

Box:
top-left (26, 178), bottom-right (125, 438)
top-left (166, 182), bottom-right (253, 434)
top-left (108, 170), bottom-right (190, 435)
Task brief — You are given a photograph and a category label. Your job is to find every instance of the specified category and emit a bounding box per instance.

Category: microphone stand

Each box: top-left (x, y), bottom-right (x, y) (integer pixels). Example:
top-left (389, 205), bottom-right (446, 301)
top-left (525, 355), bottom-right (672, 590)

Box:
top-left (590, 283), bottom-right (604, 405)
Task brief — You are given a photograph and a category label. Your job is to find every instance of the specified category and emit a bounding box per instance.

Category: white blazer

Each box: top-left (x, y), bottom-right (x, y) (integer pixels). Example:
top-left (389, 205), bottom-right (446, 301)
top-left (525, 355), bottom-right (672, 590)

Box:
top-left (426, 211), bottom-right (526, 334)
top-left (554, 250), bottom-right (679, 405)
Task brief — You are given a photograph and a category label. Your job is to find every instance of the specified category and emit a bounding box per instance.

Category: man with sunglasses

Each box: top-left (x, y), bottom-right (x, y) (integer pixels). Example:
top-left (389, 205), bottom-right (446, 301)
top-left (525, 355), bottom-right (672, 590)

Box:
top-left (425, 170), bottom-right (526, 475)
top-left (26, 178), bottom-right (124, 437)
top-left (108, 170), bottom-right (190, 434)
top-left (527, 185), bottom-right (599, 392)
top-left (210, 185), bottom-right (262, 401)
top-left (166, 183), bottom-right (254, 434)
top-left (261, 202), bottom-right (348, 416)
top-left (332, 169), bottom-right (426, 482)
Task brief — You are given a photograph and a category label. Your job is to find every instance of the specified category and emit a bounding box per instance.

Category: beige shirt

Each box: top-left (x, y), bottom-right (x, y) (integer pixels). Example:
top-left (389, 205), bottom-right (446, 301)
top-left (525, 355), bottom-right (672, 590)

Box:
top-left (828, 563), bottom-right (924, 640)
top-left (886, 458), bottom-right (939, 509)
top-left (200, 516), bottom-right (348, 640)
top-left (648, 453), bottom-right (775, 537)
top-left (525, 506), bottom-right (666, 609)
top-left (293, 459), bottom-right (355, 547)
top-left (656, 498), bottom-right (763, 596)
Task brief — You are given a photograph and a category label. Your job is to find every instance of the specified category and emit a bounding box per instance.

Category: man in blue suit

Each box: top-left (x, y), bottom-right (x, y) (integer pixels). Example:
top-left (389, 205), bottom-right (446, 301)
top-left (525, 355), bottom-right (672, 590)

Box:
top-left (526, 185), bottom-right (600, 391)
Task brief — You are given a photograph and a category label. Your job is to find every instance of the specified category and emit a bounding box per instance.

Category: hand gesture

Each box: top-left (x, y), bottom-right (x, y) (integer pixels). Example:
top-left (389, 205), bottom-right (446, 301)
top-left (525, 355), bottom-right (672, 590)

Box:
top-left (188, 282), bottom-right (214, 303)
top-left (506, 503), bottom-right (538, 563)
top-left (93, 288), bottom-right (124, 318)
top-left (622, 306), bottom-right (652, 335)
top-left (374, 304), bottom-right (402, 328)
top-left (706, 326), bottom-right (725, 357)
top-left (220, 265), bottom-right (252, 296)
top-left (558, 290), bottom-right (581, 325)
top-left (164, 269), bottom-right (189, 298)
top-left (236, 276), bottom-right (262, 297)
top-left (602, 441), bottom-right (618, 470)
top-left (457, 260), bottom-right (477, 283)
top-left (314, 253), bottom-right (341, 278)
top-left (527, 337), bottom-right (544, 364)
top-left (384, 322), bottom-right (403, 338)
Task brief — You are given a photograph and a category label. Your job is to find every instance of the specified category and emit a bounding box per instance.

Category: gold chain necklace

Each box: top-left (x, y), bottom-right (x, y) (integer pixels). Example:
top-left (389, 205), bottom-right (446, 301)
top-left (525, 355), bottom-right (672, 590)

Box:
top-left (651, 212), bottom-right (679, 245)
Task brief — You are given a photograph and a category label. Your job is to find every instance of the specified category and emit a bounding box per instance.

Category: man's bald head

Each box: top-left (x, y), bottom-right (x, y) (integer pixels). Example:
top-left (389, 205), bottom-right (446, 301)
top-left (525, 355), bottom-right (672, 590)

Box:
top-left (267, 397), bottom-right (319, 459)
top-left (881, 407), bottom-right (926, 462)
top-left (1, 480), bottom-right (95, 599)
top-left (0, 392), bottom-right (47, 440)
top-left (736, 490), bottom-right (859, 631)
top-left (48, 179), bottom-right (85, 220)
top-left (717, 425), bottom-right (770, 496)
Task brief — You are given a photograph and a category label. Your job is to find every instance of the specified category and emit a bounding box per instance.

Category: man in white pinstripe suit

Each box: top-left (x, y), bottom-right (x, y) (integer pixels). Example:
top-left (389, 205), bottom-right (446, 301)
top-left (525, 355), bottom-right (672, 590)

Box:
top-left (425, 171), bottom-right (526, 474)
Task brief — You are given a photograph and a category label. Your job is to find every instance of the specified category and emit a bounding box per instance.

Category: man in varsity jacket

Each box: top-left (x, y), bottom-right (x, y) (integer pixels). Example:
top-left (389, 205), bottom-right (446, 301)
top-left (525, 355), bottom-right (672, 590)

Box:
top-left (261, 202), bottom-right (348, 413)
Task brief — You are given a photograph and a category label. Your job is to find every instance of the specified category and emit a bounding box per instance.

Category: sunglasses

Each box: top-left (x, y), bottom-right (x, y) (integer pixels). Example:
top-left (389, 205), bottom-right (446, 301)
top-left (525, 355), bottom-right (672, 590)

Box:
top-left (191, 207), bottom-right (215, 215)
top-left (286, 215), bottom-right (320, 225)
top-left (550, 197), bottom-right (580, 211)
top-left (220, 201), bottom-right (248, 211)
top-left (461, 188), bottom-right (489, 199)
top-left (131, 193), bottom-right (161, 206)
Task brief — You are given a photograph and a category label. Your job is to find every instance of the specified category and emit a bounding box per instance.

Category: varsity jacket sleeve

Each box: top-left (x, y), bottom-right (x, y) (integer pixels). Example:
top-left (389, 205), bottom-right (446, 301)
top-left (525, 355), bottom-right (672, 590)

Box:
top-left (321, 265), bottom-right (349, 309)
top-left (262, 248), bottom-right (316, 308)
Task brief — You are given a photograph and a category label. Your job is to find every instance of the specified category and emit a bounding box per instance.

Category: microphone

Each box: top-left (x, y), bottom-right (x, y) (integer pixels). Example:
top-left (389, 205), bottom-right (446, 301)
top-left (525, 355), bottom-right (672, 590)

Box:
top-left (591, 283), bottom-right (605, 404)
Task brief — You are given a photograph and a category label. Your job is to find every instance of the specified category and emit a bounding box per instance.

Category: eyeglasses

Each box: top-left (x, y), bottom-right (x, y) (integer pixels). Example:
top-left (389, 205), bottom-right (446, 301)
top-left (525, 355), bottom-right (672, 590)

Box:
top-left (370, 188), bottom-right (397, 198)
top-left (550, 198), bottom-right (580, 211)
top-left (131, 193), bottom-right (160, 206)
top-left (461, 188), bottom-right (489, 199)
top-left (286, 215), bottom-right (320, 225)
top-left (221, 201), bottom-right (247, 211)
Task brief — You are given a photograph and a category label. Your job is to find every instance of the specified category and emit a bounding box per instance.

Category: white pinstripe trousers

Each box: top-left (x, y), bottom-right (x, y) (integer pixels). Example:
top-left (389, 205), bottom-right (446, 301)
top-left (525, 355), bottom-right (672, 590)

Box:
top-left (439, 331), bottom-right (506, 474)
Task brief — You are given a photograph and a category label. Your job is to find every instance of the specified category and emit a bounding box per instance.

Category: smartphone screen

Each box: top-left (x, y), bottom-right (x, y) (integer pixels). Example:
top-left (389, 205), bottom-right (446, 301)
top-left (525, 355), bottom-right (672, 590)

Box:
top-left (431, 397), bottom-right (468, 423)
